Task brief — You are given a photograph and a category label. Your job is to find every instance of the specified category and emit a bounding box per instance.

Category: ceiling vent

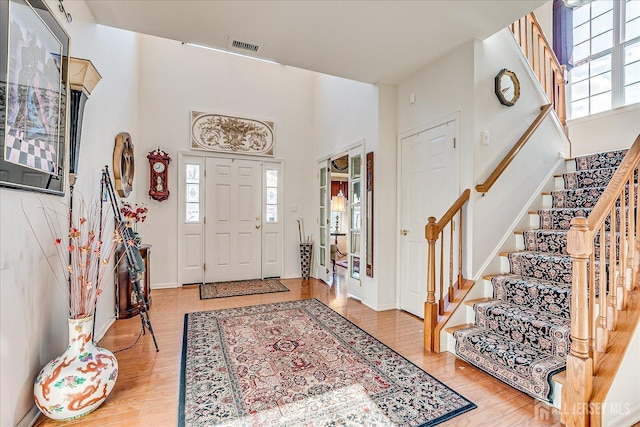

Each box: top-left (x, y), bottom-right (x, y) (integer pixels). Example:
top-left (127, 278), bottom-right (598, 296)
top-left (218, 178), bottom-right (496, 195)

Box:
top-left (228, 37), bottom-right (261, 53)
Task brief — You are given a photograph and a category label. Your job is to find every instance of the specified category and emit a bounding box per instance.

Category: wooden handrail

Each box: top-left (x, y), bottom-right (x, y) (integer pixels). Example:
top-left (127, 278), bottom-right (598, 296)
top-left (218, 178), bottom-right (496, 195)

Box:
top-left (510, 13), bottom-right (567, 131)
top-left (564, 134), bottom-right (640, 426)
top-left (475, 104), bottom-right (551, 194)
top-left (435, 189), bottom-right (471, 232)
top-left (424, 189), bottom-right (471, 351)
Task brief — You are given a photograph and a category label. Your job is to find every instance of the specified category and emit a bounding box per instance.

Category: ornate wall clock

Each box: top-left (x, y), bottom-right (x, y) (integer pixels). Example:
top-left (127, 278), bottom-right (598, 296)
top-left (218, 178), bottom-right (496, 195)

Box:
top-left (113, 132), bottom-right (135, 197)
top-left (494, 68), bottom-right (520, 107)
top-left (147, 148), bottom-right (171, 201)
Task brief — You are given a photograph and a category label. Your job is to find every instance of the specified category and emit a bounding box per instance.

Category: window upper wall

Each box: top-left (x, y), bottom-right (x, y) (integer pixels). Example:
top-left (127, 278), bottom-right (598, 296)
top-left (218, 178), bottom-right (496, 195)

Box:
top-left (569, 0), bottom-right (640, 119)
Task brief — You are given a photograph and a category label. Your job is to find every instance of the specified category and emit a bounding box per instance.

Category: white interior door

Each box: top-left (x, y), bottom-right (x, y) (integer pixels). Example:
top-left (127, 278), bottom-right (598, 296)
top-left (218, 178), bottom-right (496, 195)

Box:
top-left (347, 146), bottom-right (364, 298)
top-left (399, 120), bottom-right (458, 318)
top-left (316, 160), bottom-right (330, 281)
top-left (204, 157), bottom-right (262, 282)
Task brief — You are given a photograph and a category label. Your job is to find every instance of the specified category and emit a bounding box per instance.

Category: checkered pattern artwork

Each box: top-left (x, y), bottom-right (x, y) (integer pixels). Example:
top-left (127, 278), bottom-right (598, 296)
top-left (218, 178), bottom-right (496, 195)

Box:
top-left (5, 131), bottom-right (57, 174)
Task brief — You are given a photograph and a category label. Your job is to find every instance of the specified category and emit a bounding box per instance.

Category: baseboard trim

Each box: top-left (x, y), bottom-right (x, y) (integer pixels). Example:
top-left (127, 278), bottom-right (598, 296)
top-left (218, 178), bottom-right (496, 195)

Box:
top-left (95, 316), bottom-right (116, 343)
top-left (361, 299), bottom-right (397, 312)
top-left (151, 282), bottom-right (178, 289)
top-left (17, 404), bottom-right (40, 427)
top-left (604, 402), bottom-right (640, 427)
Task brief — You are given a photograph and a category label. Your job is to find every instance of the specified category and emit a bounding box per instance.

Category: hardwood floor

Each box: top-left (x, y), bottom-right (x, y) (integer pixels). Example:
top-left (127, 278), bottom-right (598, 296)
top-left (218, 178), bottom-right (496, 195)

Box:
top-left (34, 275), bottom-right (562, 426)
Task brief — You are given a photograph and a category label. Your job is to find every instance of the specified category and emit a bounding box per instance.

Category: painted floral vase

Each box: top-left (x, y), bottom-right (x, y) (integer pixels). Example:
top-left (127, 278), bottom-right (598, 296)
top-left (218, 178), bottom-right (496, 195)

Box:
top-left (33, 315), bottom-right (118, 420)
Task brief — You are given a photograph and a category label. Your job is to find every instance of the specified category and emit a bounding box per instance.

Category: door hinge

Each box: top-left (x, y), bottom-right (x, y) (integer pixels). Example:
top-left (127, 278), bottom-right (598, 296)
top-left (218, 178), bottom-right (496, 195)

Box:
top-left (203, 263), bottom-right (206, 271)
top-left (204, 216), bottom-right (206, 224)
top-left (453, 137), bottom-right (456, 149)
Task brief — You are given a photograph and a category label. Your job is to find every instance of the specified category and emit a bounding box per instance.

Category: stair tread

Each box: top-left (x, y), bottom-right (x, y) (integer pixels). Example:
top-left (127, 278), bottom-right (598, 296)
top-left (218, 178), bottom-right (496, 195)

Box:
top-left (490, 273), bottom-right (572, 288)
top-left (552, 371), bottom-right (566, 385)
top-left (455, 327), bottom-right (567, 358)
top-left (503, 250), bottom-right (572, 258)
top-left (464, 297), bottom-right (493, 307)
top-left (475, 299), bottom-right (571, 325)
top-left (445, 323), bottom-right (475, 334)
top-left (454, 327), bottom-right (566, 402)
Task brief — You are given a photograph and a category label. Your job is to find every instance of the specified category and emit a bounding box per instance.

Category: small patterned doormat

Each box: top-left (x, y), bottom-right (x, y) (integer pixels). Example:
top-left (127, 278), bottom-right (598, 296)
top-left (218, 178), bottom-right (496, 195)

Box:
top-left (199, 278), bottom-right (289, 299)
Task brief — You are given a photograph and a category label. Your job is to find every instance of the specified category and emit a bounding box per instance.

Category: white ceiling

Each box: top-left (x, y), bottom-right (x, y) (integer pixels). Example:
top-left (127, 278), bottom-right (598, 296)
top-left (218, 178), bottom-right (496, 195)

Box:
top-left (85, 0), bottom-right (546, 84)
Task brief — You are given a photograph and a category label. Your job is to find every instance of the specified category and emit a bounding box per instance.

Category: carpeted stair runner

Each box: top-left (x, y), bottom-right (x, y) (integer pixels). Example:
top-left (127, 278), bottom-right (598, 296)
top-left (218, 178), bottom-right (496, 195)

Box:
top-left (551, 186), bottom-right (635, 208)
top-left (523, 229), bottom-right (617, 259)
top-left (453, 148), bottom-right (628, 402)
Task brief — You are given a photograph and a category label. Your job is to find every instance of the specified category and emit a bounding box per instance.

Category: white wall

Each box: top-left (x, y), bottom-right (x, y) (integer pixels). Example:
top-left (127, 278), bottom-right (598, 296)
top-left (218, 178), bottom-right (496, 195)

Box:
top-left (471, 28), bottom-right (569, 275)
top-left (370, 84), bottom-right (398, 310)
top-left (568, 104), bottom-right (640, 156)
top-left (0, 1), bottom-right (139, 425)
top-left (312, 74), bottom-right (383, 306)
top-left (396, 40), bottom-right (476, 278)
top-left (135, 35), bottom-right (316, 285)
top-left (313, 74), bottom-right (378, 160)
top-left (602, 321), bottom-right (640, 426)
top-left (396, 29), bottom-right (569, 279)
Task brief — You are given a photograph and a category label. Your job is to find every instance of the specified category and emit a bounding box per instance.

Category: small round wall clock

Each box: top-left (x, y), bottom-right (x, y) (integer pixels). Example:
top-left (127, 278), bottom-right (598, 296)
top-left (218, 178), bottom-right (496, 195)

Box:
top-left (113, 132), bottom-right (135, 198)
top-left (495, 68), bottom-right (520, 107)
top-left (147, 148), bottom-right (171, 201)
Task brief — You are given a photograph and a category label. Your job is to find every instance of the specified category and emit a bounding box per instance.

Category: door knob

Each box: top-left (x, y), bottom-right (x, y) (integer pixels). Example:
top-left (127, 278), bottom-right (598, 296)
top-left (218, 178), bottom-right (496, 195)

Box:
top-left (401, 229), bottom-right (408, 236)
top-left (255, 224), bottom-right (261, 229)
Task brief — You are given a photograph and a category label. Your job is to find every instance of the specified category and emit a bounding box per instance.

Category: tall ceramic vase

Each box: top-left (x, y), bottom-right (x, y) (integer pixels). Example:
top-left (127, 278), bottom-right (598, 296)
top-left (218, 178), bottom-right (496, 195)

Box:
top-left (33, 315), bottom-right (118, 420)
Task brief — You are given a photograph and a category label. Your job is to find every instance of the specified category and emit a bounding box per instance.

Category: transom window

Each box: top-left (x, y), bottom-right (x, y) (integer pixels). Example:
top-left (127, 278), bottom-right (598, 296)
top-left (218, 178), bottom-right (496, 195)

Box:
top-left (569, 0), bottom-right (640, 119)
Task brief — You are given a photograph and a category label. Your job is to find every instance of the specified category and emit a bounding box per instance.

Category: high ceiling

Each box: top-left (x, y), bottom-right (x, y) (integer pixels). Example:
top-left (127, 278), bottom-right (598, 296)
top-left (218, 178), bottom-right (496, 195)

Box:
top-left (85, 0), bottom-right (546, 84)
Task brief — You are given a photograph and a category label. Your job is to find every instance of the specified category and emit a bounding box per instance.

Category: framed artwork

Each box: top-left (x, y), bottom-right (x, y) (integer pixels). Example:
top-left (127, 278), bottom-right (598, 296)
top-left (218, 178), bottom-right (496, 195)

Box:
top-left (190, 111), bottom-right (275, 157)
top-left (1, 0), bottom-right (70, 194)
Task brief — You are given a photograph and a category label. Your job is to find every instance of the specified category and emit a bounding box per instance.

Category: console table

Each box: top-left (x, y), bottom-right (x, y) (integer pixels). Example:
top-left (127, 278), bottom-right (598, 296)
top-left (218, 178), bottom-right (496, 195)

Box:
top-left (116, 244), bottom-right (152, 319)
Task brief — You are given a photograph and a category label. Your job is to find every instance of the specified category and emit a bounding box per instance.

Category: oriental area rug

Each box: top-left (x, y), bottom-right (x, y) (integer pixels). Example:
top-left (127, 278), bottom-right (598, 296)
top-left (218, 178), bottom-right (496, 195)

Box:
top-left (199, 278), bottom-right (289, 299)
top-left (179, 299), bottom-right (476, 426)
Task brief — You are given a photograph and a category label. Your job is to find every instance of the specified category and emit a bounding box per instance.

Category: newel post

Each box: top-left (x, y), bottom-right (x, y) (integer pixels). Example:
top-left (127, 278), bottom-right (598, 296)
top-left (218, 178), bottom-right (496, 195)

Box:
top-left (564, 217), bottom-right (594, 427)
top-left (424, 217), bottom-right (439, 351)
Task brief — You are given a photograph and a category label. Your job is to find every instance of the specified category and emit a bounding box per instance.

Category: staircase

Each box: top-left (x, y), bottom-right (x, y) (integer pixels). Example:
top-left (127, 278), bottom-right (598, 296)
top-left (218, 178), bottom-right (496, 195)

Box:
top-left (450, 148), bottom-right (630, 404)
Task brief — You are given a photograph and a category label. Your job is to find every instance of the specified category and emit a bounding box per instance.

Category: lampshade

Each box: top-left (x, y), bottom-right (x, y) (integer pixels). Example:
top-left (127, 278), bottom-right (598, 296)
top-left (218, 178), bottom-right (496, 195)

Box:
top-left (69, 57), bottom-right (102, 96)
top-left (331, 190), bottom-right (346, 213)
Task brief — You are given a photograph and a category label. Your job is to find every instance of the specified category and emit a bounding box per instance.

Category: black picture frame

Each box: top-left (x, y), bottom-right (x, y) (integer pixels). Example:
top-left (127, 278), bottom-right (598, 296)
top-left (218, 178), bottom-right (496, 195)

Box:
top-left (1, 0), bottom-right (70, 195)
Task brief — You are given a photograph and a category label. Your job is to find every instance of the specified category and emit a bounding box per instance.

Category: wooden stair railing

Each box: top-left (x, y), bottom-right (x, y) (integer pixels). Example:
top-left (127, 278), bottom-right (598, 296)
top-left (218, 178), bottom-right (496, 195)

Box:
top-left (424, 188), bottom-right (470, 351)
top-left (511, 12), bottom-right (567, 132)
top-left (476, 104), bottom-right (552, 194)
top-left (565, 134), bottom-right (640, 426)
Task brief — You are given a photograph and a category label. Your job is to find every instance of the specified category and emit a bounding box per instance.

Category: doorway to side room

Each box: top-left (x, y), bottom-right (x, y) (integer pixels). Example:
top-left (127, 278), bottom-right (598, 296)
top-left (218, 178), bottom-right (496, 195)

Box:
top-left (317, 145), bottom-right (364, 299)
top-left (330, 155), bottom-right (349, 278)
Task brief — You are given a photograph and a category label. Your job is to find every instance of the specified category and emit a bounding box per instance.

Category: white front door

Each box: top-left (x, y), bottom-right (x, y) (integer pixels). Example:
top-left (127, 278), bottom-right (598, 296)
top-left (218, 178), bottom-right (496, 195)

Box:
top-left (399, 120), bottom-right (458, 318)
top-left (204, 157), bottom-right (262, 282)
